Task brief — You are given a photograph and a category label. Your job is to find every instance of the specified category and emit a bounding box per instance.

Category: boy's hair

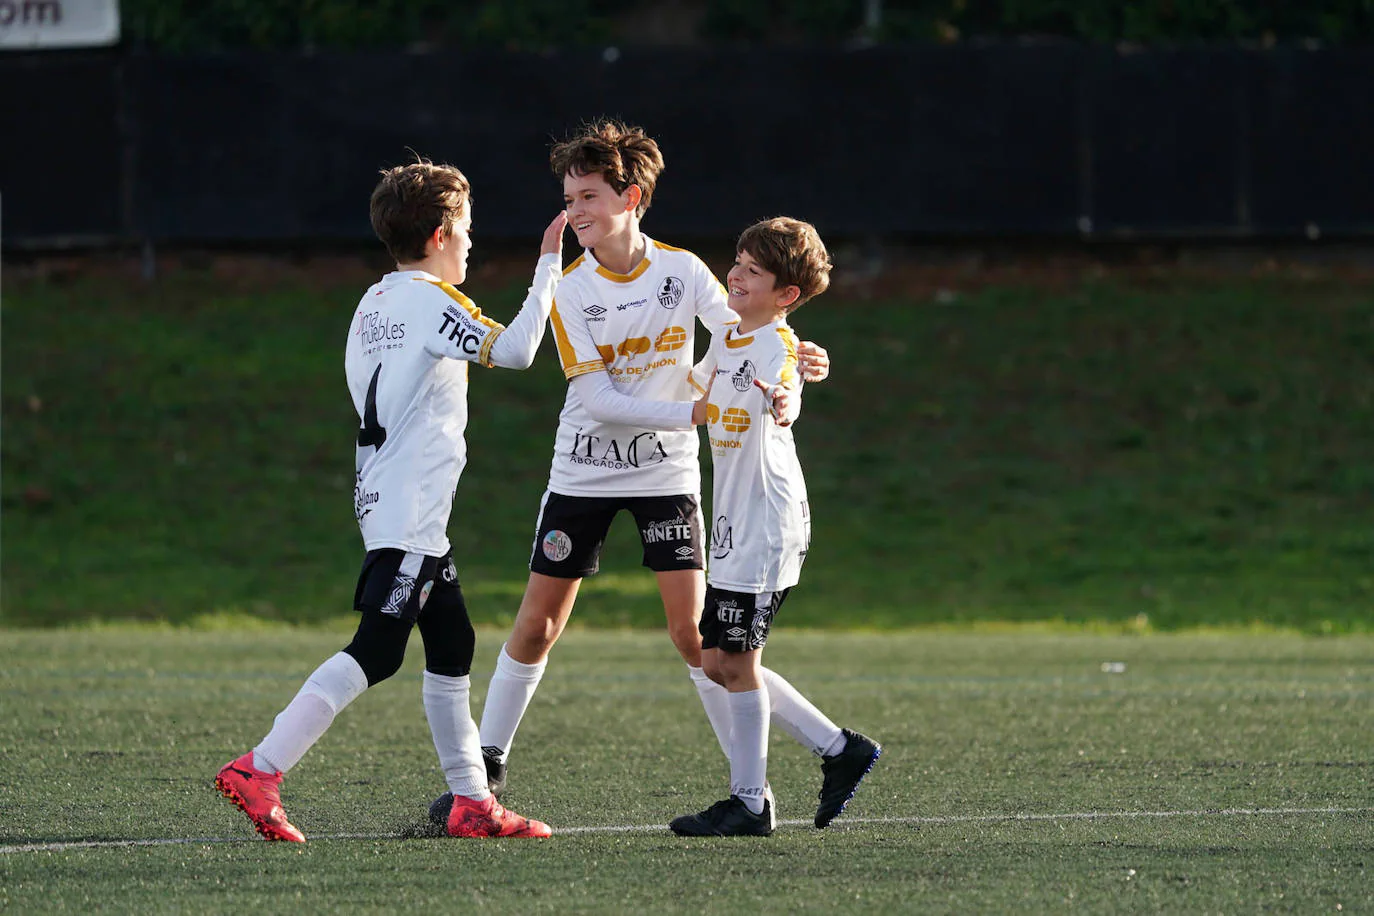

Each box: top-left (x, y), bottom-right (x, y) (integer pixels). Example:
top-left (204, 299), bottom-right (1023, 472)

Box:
top-left (550, 119), bottom-right (664, 217)
top-left (369, 158), bottom-right (471, 264)
top-left (737, 217), bottom-right (833, 312)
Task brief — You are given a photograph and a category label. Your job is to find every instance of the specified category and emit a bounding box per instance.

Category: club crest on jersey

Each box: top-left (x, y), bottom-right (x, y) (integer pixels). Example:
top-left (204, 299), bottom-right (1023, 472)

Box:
top-left (731, 360), bottom-right (758, 392)
top-left (542, 530), bottom-right (573, 562)
top-left (658, 276), bottom-right (685, 310)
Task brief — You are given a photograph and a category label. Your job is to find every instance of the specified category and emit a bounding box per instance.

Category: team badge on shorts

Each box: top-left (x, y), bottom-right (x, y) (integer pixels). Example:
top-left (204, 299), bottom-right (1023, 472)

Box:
top-left (542, 529), bottom-right (573, 562)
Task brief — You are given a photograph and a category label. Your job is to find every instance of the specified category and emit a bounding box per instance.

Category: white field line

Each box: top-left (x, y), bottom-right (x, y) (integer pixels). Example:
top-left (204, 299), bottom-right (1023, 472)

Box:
top-left (1, 806), bottom-right (1369, 854)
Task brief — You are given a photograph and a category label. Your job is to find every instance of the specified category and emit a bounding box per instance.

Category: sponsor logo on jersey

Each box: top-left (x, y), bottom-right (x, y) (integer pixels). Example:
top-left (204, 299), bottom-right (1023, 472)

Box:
top-left (382, 574), bottom-right (416, 617)
top-left (354, 474), bottom-right (380, 521)
top-left (641, 518), bottom-right (693, 544)
top-left (711, 515), bottom-right (733, 559)
top-left (357, 311), bottom-right (407, 353)
top-left (655, 326), bottom-right (687, 351)
top-left (615, 297), bottom-right (649, 311)
top-left (542, 529), bottom-right (573, 562)
top-left (721, 407), bottom-right (752, 434)
top-left (438, 309), bottom-right (487, 357)
top-left (731, 360), bottom-right (758, 392)
top-left (568, 429), bottom-right (670, 470)
top-left (357, 311), bottom-right (406, 344)
top-left (658, 276), bottom-right (685, 310)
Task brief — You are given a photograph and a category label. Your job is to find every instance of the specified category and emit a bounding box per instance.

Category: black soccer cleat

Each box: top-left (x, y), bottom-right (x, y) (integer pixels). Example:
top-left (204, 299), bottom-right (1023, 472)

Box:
top-left (815, 728), bottom-right (882, 828)
top-left (427, 749), bottom-right (509, 827)
top-left (669, 796), bottom-right (774, 837)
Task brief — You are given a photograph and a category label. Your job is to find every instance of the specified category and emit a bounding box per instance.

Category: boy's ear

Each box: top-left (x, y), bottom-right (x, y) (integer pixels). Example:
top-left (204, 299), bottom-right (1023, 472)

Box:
top-left (429, 225), bottom-right (447, 252)
top-left (777, 285), bottom-right (801, 309)
top-left (624, 184), bottom-right (642, 212)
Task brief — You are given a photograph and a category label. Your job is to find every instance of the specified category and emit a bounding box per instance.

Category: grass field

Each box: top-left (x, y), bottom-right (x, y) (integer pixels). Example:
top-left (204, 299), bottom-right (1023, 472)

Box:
top-left (3, 261), bottom-right (1372, 632)
top-left (1, 627), bottom-right (1370, 913)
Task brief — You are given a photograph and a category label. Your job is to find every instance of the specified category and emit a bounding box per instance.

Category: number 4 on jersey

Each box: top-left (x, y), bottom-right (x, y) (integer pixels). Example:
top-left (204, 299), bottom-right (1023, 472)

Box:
top-left (358, 364), bottom-right (387, 449)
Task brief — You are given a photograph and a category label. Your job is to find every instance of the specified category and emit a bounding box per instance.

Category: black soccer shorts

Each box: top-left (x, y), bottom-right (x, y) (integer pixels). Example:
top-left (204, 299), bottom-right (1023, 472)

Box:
top-left (354, 548), bottom-right (457, 624)
top-left (699, 586), bottom-right (792, 653)
top-left (528, 490), bottom-right (705, 578)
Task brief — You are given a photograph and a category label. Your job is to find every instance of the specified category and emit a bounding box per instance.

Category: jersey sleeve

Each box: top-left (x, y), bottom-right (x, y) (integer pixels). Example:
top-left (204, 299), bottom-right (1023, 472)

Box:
top-left (483, 253), bottom-right (560, 370)
top-left (546, 276), bottom-right (608, 380)
top-left (421, 280), bottom-right (505, 365)
top-left (764, 326), bottom-right (804, 424)
top-left (690, 253), bottom-right (740, 336)
top-left (688, 331), bottom-right (721, 395)
top-left (569, 372), bottom-right (695, 429)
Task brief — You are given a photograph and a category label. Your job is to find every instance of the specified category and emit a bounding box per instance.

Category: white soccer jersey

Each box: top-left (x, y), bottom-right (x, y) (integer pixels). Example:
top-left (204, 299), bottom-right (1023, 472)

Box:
top-left (699, 320), bottom-right (809, 593)
top-left (545, 236), bottom-right (738, 496)
top-left (344, 255), bottom-right (560, 555)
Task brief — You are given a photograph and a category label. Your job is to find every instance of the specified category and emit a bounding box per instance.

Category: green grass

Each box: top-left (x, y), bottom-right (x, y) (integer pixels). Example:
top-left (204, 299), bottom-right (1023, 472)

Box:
top-left (3, 265), bottom-right (1373, 631)
top-left (0, 628), bottom-right (1370, 913)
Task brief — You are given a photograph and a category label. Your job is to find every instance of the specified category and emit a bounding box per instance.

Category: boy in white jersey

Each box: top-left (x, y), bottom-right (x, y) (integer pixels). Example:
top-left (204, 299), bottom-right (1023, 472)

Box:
top-left (214, 159), bottom-right (563, 841)
top-left (429, 121), bottom-right (846, 826)
top-left (671, 217), bottom-right (881, 837)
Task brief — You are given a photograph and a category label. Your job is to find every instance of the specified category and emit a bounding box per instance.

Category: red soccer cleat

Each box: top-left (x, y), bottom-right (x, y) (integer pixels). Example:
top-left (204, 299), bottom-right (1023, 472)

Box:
top-left (215, 752), bottom-right (306, 842)
top-left (447, 794), bottom-right (551, 838)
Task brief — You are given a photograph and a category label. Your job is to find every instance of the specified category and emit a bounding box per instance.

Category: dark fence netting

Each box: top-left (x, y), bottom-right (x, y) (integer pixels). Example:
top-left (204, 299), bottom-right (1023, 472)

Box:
top-left (3, 45), bottom-right (1372, 247)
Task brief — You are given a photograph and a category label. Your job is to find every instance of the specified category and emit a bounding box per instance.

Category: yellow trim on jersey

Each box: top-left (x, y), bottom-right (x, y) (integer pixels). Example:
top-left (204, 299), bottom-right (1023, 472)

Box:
top-left (563, 254), bottom-right (586, 276)
top-left (776, 325), bottom-right (800, 387)
top-left (549, 298), bottom-right (581, 370)
top-left (594, 257), bottom-right (652, 283)
top-left (725, 328), bottom-right (755, 349)
top-left (424, 278), bottom-right (503, 366)
top-left (548, 297), bottom-right (608, 379)
top-left (688, 373), bottom-right (708, 394)
top-left (652, 239), bottom-right (689, 253)
top-left (565, 361), bottom-right (605, 379)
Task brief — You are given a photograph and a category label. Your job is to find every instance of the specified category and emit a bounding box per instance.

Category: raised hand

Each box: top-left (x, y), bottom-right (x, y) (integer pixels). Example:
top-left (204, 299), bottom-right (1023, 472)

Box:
top-left (540, 212), bottom-right (569, 257)
top-left (753, 377), bottom-right (795, 427)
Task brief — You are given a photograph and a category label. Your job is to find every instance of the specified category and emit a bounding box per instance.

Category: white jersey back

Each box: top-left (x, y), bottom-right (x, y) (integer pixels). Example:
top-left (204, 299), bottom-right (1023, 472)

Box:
top-left (546, 236), bottom-right (737, 496)
top-left (701, 320), bottom-right (809, 593)
top-left (344, 270), bottom-right (506, 555)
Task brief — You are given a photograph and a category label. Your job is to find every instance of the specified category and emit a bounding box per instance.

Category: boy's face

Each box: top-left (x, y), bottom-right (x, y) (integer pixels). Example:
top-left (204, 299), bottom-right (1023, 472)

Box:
top-left (727, 249), bottom-right (798, 322)
top-left (563, 171), bottom-right (637, 250)
top-left (432, 208), bottom-right (473, 285)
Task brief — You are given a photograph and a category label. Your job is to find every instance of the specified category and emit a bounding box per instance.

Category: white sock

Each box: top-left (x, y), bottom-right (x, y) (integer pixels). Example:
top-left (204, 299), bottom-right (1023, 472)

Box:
top-left (761, 666), bottom-right (845, 757)
top-left (477, 644), bottom-right (547, 764)
top-left (422, 671), bottom-right (489, 800)
top-left (254, 652), bottom-right (368, 774)
top-left (728, 687), bottom-right (770, 815)
top-left (688, 666), bottom-right (732, 757)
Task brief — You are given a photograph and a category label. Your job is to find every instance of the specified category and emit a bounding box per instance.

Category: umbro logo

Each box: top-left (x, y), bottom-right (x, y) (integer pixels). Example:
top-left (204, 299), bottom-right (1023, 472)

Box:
top-left (584, 305), bottom-right (606, 316)
top-left (726, 627), bottom-right (746, 638)
top-left (674, 546), bottom-right (695, 558)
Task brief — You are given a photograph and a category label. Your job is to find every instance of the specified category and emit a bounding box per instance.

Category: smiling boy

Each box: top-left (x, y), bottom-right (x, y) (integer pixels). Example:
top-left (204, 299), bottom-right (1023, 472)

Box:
top-left (671, 217), bottom-right (882, 837)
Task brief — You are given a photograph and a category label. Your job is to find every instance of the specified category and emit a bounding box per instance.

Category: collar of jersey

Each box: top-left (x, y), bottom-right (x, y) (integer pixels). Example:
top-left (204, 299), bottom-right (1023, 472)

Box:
top-left (725, 327), bottom-right (754, 348)
top-left (590, 237), bottom-right (654, 283)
